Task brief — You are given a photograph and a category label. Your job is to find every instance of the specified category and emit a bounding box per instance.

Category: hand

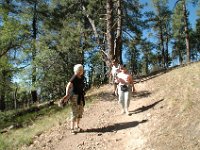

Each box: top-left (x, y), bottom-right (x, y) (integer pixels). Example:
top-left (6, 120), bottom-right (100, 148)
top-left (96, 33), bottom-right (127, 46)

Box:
top-left (132, 89), bottom-right (136, 94)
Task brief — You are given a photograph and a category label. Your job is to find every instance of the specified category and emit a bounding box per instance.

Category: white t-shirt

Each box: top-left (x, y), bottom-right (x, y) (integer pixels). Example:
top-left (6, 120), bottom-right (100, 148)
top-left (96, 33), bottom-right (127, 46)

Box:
top-left (111, 65), bottom-right (119, 77)
top-left (117, 72), bottom-right (130, 85)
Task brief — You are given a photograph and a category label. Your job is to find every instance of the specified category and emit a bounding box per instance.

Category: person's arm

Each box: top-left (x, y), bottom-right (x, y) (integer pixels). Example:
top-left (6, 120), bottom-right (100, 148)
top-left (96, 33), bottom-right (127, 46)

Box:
top-left (66, 82), bottom-right (73, 96)
top-left (115, 73), bottom-right (120, 83)
top-left (62, 82), bottom-right (73, 103)
top-left (131, 83), bottom-right (136, 93)
top-left (58, 82), bottom-right (73, 107)
top-left (109, 67), bottom-right (113, 77)
top-left (129, 75), bottom-right (136, 93)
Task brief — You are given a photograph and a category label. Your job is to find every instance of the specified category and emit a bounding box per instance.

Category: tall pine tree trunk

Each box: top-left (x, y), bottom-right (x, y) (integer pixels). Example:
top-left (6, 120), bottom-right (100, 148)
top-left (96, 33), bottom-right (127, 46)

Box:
top-left (144, 52), bottom-right (149, 75)
top-left (165, 33), bottom-right (169, 68)
top-left (177, 41), bottom-right (183, 65)
top-left (183, 1), bottom-right (190, 63)
top-left (0, 93), bottom-right (6, 111)
top-left (106, 0), bottom-right (115, 60)
top-left (159, 24), bottom-right (165, 68)
top-left (115, 0), bottom-right (122, 63)
top-left (0, 70), bottom-right (6, 111)
top-left (31, 2), bottom-right (38, 103)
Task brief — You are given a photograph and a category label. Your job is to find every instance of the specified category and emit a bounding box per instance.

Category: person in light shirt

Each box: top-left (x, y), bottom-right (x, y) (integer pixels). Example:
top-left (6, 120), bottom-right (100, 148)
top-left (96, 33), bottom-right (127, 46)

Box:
top-left (110, 59), bottom-right (120, 96)
top-left (116, 64), bottom-right (136, 115)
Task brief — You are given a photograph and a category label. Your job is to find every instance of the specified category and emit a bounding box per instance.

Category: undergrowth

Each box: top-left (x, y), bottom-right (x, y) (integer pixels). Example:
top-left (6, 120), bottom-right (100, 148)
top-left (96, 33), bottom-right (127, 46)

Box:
top-left (0, 95), bottom-right (94, 150)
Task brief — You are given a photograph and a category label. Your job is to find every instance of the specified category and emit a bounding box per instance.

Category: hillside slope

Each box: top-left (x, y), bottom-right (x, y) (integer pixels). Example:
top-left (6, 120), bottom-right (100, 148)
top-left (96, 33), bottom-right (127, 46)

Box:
top-left (141, 62), bottom-right (200, 150)
top-left (21, 62), bottom-right (200, 150)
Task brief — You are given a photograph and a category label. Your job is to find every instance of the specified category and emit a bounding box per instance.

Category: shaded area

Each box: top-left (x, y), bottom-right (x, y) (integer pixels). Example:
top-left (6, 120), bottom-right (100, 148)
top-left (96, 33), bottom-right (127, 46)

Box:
top-left (0, 104), bottom-right (64, 132)
top-left (134, 69), bottom-right (168, 84)
top-left (84, 119), bottom-right (148, 133)
top-left (87, 90), bottom-right (151, 101)
top-left (86, 91), bottom-right (116, 102)
top-left (130, 99), bottom-right (164, 114)
top-left (98, 92), bottom-right (116, 101)
top-left (132, 90), bottom-right (151, 99)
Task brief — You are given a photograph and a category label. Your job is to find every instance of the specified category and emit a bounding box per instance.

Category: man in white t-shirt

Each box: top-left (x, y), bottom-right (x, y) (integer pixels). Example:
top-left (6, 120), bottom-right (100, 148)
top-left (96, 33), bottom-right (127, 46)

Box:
top-left (110, 59), bottom-right (120, 96)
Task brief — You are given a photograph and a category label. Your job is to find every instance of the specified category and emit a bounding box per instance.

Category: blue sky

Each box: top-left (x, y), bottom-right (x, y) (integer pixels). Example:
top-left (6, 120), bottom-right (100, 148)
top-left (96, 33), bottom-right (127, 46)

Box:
top-left (122, 0), bottom-right (200, 66)
top-left (141, 0), bottom-right (199, 29)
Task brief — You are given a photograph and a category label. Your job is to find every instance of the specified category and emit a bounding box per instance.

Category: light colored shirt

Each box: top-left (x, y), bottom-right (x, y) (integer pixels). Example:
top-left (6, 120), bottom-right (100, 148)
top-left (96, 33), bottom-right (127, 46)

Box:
top-left (117, 72), bottom-right (132, 85)
top-left (111, 65), bottom-right (119, 76)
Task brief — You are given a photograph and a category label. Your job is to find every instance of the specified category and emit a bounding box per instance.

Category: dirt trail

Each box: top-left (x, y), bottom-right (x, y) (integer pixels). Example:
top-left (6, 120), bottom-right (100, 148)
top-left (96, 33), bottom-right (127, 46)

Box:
top-left (22, 82), bottom-right (163, 150)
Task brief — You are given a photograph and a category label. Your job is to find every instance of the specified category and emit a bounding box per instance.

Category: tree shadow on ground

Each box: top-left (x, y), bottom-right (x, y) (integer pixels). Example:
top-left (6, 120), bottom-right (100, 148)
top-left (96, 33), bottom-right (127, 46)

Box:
top-left (87, 90), bottom-right (152, 102)
top-left (132, 90), bottom-right (151, 99)
top-left (130, 99), bottom-right (164, 115)
top-left (83, 119), bottom-right (148, 133)
top-left (98, 92), bottom-right (116, 101)
top-left (95, 90), bottom-right (152, 101)
top-left (86, 91), bottom-right (116, 101)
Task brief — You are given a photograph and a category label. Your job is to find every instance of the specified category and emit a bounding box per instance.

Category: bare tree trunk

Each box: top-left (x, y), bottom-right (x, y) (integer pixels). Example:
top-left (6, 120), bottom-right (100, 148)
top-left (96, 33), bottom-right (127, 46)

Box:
top-left (159, 24), bottom-right (165, 68)
top-left (0, 94), bottom-right (6, 111)
top-left (31, 2), bottom-right (38, 103)
top-left (183, 1), bottom-right (190, 63)
top-left (106, 0), bottom-right (115, 60)
top-left (177, 42), bottom-right (183, 65)
top-left (114, 0), bottom-right (122, 63)
top-left (0, 70), bottom-right (6, 111)
top-left (144, 52), bottom-right (149, 75)
top-left (165, 33), bottom-right (169, 67)
top-left (131, 46), bottom-right (137, 75)
top-left (14, 85), bottom-right (18, 109)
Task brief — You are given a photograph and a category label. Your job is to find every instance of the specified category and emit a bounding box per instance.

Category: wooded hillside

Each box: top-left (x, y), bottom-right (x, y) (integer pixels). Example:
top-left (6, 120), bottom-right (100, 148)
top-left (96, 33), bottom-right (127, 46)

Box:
top-left (0, 0), bottom-right (200, 111)
top-left (1, 60), bottom-right (200, 150)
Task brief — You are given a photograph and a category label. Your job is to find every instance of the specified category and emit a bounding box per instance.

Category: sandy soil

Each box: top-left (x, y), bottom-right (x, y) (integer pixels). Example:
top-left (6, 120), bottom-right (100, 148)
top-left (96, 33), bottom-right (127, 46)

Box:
top-left (22, 79), bottom-right (200, 150)
top-left (20, 62), bottom-right (200, 150)
top-left (21, 81), bottom-right (163, 150)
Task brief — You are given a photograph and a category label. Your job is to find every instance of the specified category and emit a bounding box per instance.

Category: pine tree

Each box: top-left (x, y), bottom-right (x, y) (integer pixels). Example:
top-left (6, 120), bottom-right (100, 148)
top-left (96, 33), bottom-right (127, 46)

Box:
top-left (150, 0), bottom-right (172, 68)
top-left (0, 0), bottom-right (25, 110)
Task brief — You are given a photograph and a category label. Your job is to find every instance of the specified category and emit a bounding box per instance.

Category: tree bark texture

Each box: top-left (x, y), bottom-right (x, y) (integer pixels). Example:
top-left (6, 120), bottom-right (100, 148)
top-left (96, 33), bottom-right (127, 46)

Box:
top-left (114, 0), bottom-right (122, 63)
top-left (106, 0), bottom-right (115, 60)
top-left (31, 2), bottom-right (38, 103)
top-left (0, 70), bottom-right (6, 111)
top-left (183, 1), bottom-right (190, 63)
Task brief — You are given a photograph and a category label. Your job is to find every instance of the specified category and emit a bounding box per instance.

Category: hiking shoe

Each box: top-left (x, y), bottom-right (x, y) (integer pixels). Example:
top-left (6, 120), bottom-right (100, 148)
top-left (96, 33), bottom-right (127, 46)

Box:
top-left (75, 127), bottom-right (83, 132)
top-left (125, 111), bottom-right (131, 116)
top-left (70, 129), bottom-right (76, 135)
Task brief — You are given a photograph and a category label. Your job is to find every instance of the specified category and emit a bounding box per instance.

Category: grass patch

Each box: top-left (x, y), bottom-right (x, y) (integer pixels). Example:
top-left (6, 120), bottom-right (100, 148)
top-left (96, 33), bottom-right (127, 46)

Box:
top-left (0, 104), bottom-right (63, 130)
top-left (0, 104), bottom-right (71, 150)
top-left (0, 92), bottom-right (98, 150)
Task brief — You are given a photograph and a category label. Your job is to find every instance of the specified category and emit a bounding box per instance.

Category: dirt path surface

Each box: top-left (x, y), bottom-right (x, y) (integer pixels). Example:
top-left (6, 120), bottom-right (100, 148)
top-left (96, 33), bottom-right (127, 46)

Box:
top-left (21, 82), bottom-right (165, 150)
top-left (20, 63), bottom-right (200, 150)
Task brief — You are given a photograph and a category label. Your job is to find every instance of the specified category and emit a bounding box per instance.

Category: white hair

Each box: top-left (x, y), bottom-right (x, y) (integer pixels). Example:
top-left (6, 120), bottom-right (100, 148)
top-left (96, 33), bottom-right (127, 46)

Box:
top-left (73, 64), bottom-right (83, 74)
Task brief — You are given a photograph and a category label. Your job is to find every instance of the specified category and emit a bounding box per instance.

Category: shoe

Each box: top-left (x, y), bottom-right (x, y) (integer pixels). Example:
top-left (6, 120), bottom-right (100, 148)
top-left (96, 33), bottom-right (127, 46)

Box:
top-left (121, 110), bottom-right (125, 114)
top-left (125, 111), bottom-right (130, 116)
top-left (75, 127), bottom-right (83, 132)
top-left (70, 129), bottom-right (76, 135)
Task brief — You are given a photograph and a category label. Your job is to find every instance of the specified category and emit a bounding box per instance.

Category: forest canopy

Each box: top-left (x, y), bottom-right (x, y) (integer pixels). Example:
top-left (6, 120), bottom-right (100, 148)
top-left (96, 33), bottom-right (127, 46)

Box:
top-left (0, 0), bottom-right (200, 111)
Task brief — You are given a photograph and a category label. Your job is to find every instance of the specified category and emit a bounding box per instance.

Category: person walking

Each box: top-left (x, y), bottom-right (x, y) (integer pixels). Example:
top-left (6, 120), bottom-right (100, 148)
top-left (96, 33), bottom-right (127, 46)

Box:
top-left (110, 59), bottom-right (120, 96)
top-left (64, 64), bottom-right (86, 134)
top-left (116, 64), bottom-right (136, 115)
